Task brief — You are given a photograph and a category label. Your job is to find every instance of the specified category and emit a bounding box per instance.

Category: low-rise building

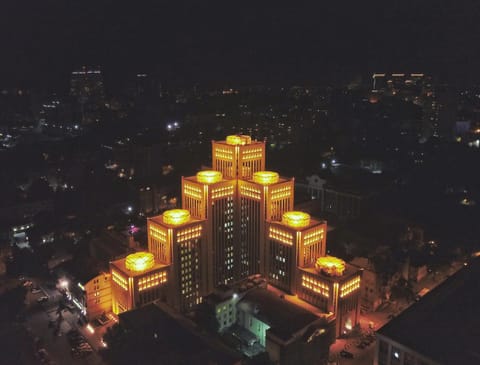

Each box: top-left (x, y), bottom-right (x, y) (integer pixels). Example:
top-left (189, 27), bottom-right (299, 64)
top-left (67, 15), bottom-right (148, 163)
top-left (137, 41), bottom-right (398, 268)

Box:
top-left (375, 258), bottom-right (480, 365)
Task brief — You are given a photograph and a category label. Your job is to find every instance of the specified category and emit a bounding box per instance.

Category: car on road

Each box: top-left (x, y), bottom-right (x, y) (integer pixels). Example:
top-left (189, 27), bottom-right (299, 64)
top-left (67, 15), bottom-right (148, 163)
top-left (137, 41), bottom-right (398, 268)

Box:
top-left (31, 287), bottom-right (42, 294)
top-left (23, 280), bottom-right (33, 287)
top-left (37, 296), bottom-right (48, 303)
top-left (340, 350), bottom-right (354, 359)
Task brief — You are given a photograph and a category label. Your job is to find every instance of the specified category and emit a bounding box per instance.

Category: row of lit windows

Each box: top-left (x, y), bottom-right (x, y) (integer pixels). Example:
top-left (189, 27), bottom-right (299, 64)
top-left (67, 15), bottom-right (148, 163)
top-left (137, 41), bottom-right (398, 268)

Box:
top-left (149, 226), bottom-right (167, 243)
top-left (303, 229), bottom-right (324, 246)
top-left (214, 151), bottom-right (234, 160)
top-left (176, 225), bottom-right (202, 243)
top-left (270, 186), bottom-right (292, 200)
top-left (138, 271), bottom-right (167, 291)
top-left (112, 270), bottom-right (128, 291)
top-left (240, 184), bottom-right (262, 200)
top-left (183, 184), bottom-right (203, 199)
top-left (211, 185), bottom-right (235, 199)
top-left (340, 276), bottom-right (361, 298)
top-left (240, 152), bottom-right (263, 160)
top-left (240, 147), bottom-right (263, 155)
top-left (301, 275), bottom-right (330, 297)
top-left (269, 227), bottom-right (293, 245)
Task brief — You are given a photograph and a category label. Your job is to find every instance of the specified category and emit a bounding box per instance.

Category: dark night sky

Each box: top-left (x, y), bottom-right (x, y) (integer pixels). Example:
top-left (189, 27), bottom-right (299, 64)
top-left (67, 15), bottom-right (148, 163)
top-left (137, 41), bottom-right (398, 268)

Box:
top-left (1, 0), bottom-right (479, 89)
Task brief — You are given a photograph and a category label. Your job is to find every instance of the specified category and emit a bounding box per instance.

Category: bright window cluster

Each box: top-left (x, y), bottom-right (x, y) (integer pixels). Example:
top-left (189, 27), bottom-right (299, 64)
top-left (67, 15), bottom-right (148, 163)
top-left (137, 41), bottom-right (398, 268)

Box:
top-left (340, 276), bottom-right (361, 298)
top-left (176, 225), bottom-right (203, 243)
top-left (211, 185), bottom-right (235, 199)
top-left (240, 184), bottom-right (261, 200)
top-left (271, 186), bottom-right (292, 200)
top-left (269, 227), bottom-right (294, 245)
top-left (303, 228), bottom-right (324, 246)
top-left (301, 275), bottom-right (330, 297)
top-left (112, 270), bottom-right (128, 291)
top-left (183, 183), bottom-right (203, 199)
top-left (138, 271), bottom-right (167, 292)
top-left (149, 225), bottom-right (167, 243)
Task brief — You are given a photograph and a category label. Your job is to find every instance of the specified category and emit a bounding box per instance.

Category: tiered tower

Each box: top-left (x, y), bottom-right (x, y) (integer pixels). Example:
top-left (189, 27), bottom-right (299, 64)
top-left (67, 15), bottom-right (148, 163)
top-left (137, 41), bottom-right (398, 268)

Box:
top-left (109, 134), bottom-right (361, 334)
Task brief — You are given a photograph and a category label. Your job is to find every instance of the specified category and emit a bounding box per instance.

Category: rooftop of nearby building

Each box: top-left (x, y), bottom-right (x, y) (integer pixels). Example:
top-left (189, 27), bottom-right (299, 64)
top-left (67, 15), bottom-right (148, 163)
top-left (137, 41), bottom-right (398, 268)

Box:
top-left (239, 287), bottom-right (323, 342)
top-left (117, 304), bottom-right (241, 365)
top-left (299, 262), bottom-right (362, 284)
top-left (110, 255), bottom-right (169, 278)
top-left (376, 258), bottom-right (480, 365)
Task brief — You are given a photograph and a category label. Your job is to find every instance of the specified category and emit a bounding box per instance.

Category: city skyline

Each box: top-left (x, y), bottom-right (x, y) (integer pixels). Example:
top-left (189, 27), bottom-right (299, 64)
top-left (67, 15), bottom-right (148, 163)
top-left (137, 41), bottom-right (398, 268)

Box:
top-left (1, 2), bottom-right (480, 88)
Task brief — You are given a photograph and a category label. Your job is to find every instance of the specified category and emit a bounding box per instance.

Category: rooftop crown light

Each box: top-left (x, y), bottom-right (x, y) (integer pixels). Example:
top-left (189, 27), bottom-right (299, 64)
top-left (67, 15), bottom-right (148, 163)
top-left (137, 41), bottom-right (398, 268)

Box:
top-left (282, 211), bottom-right (311, 228)
top-left (125, 252), bottom-right (155, 272)
top-left (253, 171), bottom-right (279, 185)
top-left (315, 256), bottom-right (346, 277)
top-left (226, 135), bottom-right (251, 145)
top-left (197, 170), bottom-right (222, 184)
top-left (163, 209), bottom-right (190, 225)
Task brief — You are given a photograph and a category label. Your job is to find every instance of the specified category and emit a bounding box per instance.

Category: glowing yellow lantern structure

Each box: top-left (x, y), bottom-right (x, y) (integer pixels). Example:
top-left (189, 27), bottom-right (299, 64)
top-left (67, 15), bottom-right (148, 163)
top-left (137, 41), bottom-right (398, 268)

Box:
top-left (226, 134), bottom-right (251, 145)
top-left (163, 209), bottom-right (190, 225)
top-left (196, 170), bottom-right (222, 184)
top-left (315, 256), bottom-right (346, 277)
top-left (253, 171), bottom-right (279, 185)
top-left (125, 252), bottom-right (155, 272)
top-left (282, 211), bottom-right (311, 228)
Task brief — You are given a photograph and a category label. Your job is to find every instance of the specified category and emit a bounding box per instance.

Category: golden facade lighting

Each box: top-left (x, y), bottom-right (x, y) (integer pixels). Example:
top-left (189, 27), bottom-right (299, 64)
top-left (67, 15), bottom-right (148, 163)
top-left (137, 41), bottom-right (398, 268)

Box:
top-left (196, 170), bottom-right (222, 184)
top-left (163, 209), bottom-right (191, 225)
top-left (253, 171), bottom-right (280, 185)
top-left (282, 211), bottom-right (311, 228)
top-left (125, 252), bottom-right (155, 272)
top-left (315, 256), bottom-right (346, 277)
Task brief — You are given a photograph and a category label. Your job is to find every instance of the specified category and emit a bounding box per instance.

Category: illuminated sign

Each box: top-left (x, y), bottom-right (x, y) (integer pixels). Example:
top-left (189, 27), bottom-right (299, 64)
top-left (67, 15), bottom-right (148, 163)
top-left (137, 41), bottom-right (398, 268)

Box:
top-left (253, 171), bottom-right (279, 185)
top-left (282, 211), bottom-right (311, 228)
top-left (125, 252), bottom-right (155, 272)
top-left (197, 170), bottom-right (222, 184)
top-left (163, 209), bottom-right (190, 225)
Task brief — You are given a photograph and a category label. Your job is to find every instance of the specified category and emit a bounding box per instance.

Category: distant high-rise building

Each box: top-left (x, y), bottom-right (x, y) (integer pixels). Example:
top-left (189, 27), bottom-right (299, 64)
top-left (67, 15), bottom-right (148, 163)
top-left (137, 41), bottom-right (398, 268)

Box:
top-left (70, 66), bottom-right (105, 124)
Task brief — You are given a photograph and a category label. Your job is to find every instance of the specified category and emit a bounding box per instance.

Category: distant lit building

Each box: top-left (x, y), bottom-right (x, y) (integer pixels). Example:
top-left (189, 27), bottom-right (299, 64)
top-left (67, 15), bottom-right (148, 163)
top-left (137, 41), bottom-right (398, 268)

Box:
top-left (70, 66), bottom-right (105, 124)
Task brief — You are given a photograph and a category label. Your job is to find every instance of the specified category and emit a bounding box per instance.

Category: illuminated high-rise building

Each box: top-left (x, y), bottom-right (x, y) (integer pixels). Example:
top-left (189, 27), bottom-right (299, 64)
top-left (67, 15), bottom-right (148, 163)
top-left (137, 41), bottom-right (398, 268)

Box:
top-left (237, 171), bottom-right (294, 279)
top-left (212, 135), bottom-right (265, 179)
top-left (266, 211), bottom-right (326, 293)
top-left (106, 134), bottom-right (360, 341)
top-left (110, 252), bottom-right (169, 314)
top-left (182, 171), bottom-right (236, 291)
top-left (148, 209), bottom-right (206, 312)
